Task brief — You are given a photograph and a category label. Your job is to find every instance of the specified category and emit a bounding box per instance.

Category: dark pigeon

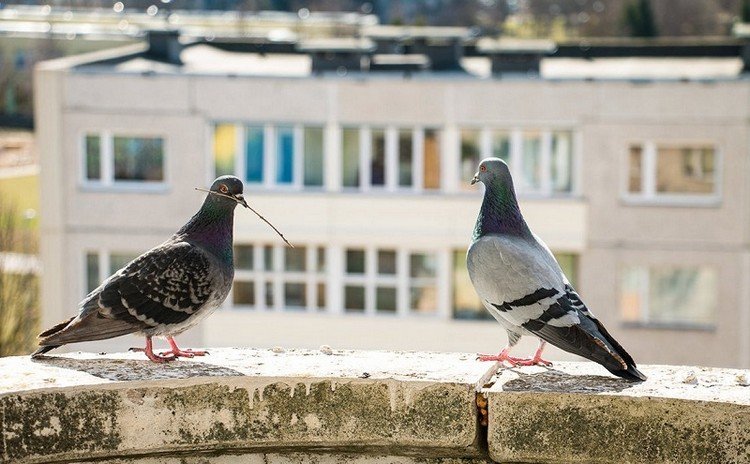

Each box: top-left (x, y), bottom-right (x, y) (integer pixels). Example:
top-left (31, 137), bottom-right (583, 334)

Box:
top-left (467, 158), bottom-right (646, 381)
top-left (32, 176), bottom-right (249, 363)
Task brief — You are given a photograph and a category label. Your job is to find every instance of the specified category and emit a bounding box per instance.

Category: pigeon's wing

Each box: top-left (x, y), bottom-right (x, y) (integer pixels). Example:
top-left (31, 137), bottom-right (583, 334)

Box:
top-left (469, 235), bottom-right (646, 381)
top-left (468, 234), bottom-right (564, 329)
top-left (98, 240), bottom-right (218, 327)
top-left (37, 241), bottom-right (219, 348)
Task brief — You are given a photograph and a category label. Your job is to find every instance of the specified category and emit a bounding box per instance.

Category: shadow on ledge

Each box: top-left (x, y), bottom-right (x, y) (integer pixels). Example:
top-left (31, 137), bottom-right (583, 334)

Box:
top-left (503, 368), bottom-right (634, 394)
top-left (31, 355), bottom-right (245, 381)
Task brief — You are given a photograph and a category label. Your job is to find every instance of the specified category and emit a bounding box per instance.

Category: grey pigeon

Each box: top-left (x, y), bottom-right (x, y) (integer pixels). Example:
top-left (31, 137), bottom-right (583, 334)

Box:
top-left (32, 176), bottom-right (249, 363)
top-left (467, 158), bottom-right (646, 381)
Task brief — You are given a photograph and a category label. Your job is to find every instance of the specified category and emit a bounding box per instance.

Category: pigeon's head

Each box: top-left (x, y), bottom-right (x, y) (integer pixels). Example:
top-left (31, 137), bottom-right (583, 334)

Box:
top-left (208, 175), bottom-right (249, 209)
top-left (471, 157), bottom-right (512, 188)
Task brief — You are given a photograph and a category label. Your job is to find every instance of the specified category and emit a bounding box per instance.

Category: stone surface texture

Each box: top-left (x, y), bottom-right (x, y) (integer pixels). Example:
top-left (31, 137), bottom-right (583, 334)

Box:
top-left (0, 348), bottom-right (748, 464)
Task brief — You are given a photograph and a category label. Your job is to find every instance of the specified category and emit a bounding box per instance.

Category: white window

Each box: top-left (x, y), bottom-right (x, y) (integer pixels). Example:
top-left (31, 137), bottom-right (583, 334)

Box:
top-left (232, 244), bottom-right (326, 311)
top-left (84, 251), bottom-right (140, 295)
top-left (212, 123), bottom-right (324, 190)
top-left (625, 143), bottom-right (719, 204)
top-left (83, 133), bottom-right (165, 186)
top-left (458, 127), bottom-right (575, 196)
top-left (341, 126), bottom-right (441, 192)
top-left (342, 247), bottom-right (438, 315)
top-left (620, 265), bottom-right (717, 328)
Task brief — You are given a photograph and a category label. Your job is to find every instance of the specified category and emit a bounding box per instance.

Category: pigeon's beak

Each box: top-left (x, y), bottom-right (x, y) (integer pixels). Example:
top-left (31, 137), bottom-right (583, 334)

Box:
top-left (470, 172), bottom-right (480, 185)
top-left (235, 194), bottom-right (249, 209)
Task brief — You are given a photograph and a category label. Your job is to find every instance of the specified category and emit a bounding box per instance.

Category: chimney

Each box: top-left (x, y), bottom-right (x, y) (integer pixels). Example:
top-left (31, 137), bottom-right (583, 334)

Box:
top-left (145, 30), bottom-right (183, 65)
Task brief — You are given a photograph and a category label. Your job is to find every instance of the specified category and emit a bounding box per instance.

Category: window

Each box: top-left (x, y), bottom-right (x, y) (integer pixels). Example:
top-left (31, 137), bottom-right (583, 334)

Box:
top-left (423, 129), bottom-right (441, 190)
top-left (554, 252), bottom-right (578, 288)
top-left (520, 132), bottom-right (542, 192)
top-left (626, 143), bottom-right (719, 203)
top-left (409, 252), bottom-right (437, 314)
top-left (344, 248), bottom-right (366, 312)
top-left (620, 266), bottom-right (717, 328)
top-left (232, 244), bottom-right (326, 311)
top-left (398, 129), bottom-right (413, 187)
top-left (213, 123), bottom-right (324, 189)
top-left (458, 127), bottom-right (575, 196)
top-left (371, 128), bottom-right (386, 187)
top-left (551, 132), bottom-right (573, 193)
top-left (275, 126), bottom-right (294, 185)
top-left (84, 251), bottom-right (140, 295)
top-left (491, 131), bottom-right (511, 163)
top-left (343, 247), bottom-right (438, 315)
top-left (213, 124), bottom-right (237, 177)
top-left (342, 127), bottom-right (360, 188)
top-left (304, 127), bottom-right (324, 187)
top-left (84, 133), bottom-right (165, 185)
top-left (245, 126), bottom-right (264, 183)
top-left (340, 126), bottom-right (441, 192)
top-left (459, 129), bottom-right (481, 191)
top-left (451, 250), bottom-right (489, 320)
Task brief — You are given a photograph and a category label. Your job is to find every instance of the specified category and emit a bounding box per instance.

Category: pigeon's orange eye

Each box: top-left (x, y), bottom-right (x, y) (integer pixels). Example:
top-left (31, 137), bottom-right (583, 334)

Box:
top-left (219, 184), bottom-right (229, 194)
top-left (480, 165), bottom-right (487, 172)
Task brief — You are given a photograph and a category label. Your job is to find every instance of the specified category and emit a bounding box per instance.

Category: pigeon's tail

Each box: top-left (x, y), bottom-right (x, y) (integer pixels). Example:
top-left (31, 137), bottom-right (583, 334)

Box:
top-left (529, 315), bottom-right (646, 382)
top-left (31, 316), bottom-right (75, 357)
top-left (32, 313), bottom-right (138, 358)
top-left (590, 317), bottom-right (647, 382)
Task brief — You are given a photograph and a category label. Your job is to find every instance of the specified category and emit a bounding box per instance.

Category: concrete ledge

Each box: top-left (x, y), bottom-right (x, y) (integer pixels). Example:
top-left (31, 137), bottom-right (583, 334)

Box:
top-left (0, 349), bottom-right (488, 463)
top-left (1, 349), bottom-right (748, 463)
top-left (483, 364), bottom-right (750, 464)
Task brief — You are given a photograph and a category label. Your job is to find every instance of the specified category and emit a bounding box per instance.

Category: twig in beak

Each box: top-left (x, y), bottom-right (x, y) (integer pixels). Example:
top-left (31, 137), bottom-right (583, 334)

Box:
top-left (195, 187), bottom-right (294, 248)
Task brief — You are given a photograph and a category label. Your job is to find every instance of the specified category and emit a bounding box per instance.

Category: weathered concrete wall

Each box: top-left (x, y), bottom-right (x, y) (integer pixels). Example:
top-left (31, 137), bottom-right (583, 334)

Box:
top-left (0, 349), bottom-right (748, 463)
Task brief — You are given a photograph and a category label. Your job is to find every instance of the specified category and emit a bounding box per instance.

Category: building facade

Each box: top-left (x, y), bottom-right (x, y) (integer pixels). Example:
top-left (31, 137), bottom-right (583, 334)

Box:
top-left (35, 41), bottom-right (750, 368)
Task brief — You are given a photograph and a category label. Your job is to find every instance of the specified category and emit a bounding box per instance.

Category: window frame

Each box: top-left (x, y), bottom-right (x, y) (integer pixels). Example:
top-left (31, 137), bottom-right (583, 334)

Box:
top-left (340, 246), bottom-right (441, 317)
top-left (621, 141), bottom-right (722, 207)
top-left (231, 243), bottom-right (327, 312)
top-left (79, 130), bottom-right (168, 192)
top-left (341, 125), bottom-right (439, 193)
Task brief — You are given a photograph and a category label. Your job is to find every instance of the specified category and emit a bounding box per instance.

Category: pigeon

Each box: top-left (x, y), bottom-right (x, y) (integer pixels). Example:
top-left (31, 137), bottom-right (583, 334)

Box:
top-left (32, 176), bottom-right (249, 363)
top-left (467, 158), bottom-right (646, 381)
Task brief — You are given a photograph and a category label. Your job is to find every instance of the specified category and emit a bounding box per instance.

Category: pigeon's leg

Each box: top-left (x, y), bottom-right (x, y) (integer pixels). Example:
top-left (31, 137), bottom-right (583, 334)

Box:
top-left (158, 336), bottom-right (209, 358)
top-left (130, 336), bottom-right (176, 363)
top-left (510, 340), bottom-right (553, 367)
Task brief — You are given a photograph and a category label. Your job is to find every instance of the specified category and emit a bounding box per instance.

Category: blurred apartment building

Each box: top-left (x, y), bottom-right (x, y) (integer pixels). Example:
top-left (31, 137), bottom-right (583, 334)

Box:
top-left (34, 23), bottom-right (750, 368)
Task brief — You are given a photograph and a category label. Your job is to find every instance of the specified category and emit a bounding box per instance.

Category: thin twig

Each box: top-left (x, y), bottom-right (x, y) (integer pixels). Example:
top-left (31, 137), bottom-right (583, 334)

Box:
top-left (195, 187), bottom-right (294, 248)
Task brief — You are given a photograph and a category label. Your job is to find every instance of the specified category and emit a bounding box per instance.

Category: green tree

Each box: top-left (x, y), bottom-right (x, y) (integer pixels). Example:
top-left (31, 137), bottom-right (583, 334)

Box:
top-left (0, 200), bottom-right (39, 356)
top-left (624, 0), bottom-right (658, 37)
top-left (743, 0), bottom-right (750, 23)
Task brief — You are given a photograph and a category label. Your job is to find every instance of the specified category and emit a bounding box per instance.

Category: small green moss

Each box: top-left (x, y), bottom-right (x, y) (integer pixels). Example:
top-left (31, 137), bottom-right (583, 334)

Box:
top-left (2, 390), bottom-right (122, 461)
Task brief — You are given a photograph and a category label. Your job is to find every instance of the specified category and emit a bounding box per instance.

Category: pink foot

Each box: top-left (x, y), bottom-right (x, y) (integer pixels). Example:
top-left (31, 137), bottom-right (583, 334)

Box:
top-left (129, 340), bottom-right (176, 363)
top-left (158, 348), bottom-right (209, 358)
top-left (511, 356), bottom-right (553, 367)
top-left (476, 352), bottom-right (552, 367)
top-left (161, 336), bottom-right (208, 358)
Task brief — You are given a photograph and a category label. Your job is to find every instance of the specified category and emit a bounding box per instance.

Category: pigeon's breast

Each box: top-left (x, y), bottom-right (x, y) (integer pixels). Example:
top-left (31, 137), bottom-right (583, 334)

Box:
top-left (467, 235), bottom-right (563, 307)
